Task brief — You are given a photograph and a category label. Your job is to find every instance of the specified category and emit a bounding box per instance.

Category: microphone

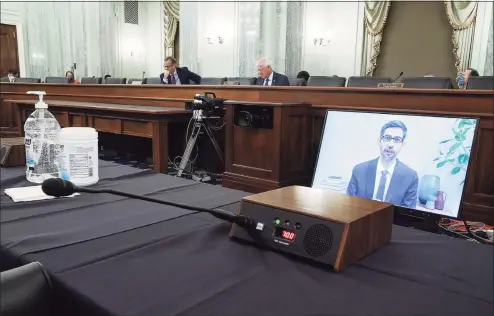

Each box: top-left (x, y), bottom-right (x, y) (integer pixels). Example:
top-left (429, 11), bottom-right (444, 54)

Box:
top-left (41, 178), bottom-right (256, 230)
top-left (392, 72), bottom-right (404, 83)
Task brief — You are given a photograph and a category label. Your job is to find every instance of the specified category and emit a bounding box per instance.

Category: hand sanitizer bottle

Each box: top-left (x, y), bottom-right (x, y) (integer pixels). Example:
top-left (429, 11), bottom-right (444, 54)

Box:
top-left (24, 91), bottom-right (61, 183)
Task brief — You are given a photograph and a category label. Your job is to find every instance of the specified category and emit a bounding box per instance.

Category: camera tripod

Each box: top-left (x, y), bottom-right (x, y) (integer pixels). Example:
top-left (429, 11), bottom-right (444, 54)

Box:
top-left (176, 110), bottom-right (224, 178)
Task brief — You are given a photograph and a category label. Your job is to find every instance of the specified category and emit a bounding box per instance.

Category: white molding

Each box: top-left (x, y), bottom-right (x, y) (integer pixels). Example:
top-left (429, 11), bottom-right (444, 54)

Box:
top-left (354, 1), bottom-right (365, 76)
top-left (470, 1), bottom-right (493, 74)
top-left (1, 8), bottom-right (27, 76)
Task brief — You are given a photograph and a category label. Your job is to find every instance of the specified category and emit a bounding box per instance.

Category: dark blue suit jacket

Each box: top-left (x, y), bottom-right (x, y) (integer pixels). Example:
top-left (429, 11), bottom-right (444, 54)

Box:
top-left (256, 72), bottom-right (290, 86)
top-left (160, 67), bottom-right (201, 85)
top-left (346, 158), bottom-right (418, 208)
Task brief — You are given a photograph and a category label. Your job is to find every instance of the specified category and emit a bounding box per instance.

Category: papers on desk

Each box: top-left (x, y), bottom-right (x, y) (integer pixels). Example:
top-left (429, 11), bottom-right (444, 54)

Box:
top-left (4, 185), bottom-right (79, 203)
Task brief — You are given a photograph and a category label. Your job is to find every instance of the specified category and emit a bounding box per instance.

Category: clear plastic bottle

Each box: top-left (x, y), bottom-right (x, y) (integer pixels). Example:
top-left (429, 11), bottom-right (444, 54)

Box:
top-left (24, 91), bottom-right (61, 183)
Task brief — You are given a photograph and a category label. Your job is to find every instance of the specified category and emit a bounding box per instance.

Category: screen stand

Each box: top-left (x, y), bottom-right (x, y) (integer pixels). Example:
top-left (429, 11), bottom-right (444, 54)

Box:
top-left (394, 210), bottom-right (441, 234)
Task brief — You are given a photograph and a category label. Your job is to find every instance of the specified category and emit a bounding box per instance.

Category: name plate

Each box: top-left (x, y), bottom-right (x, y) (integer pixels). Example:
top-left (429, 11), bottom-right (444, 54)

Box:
top-left (377, 83), bottom-right (404, 88)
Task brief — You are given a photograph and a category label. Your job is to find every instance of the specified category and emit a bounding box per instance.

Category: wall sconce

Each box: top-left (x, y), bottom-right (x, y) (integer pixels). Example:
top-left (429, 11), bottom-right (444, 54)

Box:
top-left (313, 38), bottom-right (330, 47)
top-left (207, 36), bottom-right (224, 45)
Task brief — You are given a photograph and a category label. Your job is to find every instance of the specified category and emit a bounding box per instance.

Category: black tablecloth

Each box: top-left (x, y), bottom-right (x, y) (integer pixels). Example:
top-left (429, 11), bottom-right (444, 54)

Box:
top-left (1, 162), bottom-right (493, 316)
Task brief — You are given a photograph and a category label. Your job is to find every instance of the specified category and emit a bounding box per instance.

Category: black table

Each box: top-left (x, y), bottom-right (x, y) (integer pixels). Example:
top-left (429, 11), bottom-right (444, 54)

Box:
top-left (1, 162), bottom-right (492, 316)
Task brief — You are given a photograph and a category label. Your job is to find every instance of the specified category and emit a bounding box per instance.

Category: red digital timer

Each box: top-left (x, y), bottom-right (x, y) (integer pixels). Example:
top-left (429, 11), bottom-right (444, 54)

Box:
top-left (281, 229), bottom-right (296, 241)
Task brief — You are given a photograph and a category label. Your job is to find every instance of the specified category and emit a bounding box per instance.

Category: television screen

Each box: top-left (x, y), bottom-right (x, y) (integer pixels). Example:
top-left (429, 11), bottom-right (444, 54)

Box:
top-left (312, 110), bottom-right (479, 218)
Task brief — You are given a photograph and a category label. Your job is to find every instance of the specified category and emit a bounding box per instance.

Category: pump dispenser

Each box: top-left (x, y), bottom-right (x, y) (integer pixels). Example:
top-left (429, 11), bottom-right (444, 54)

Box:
top-left (24, 91), bottom-right (61, 183)
top-left (27, 91), bottom-right (48, 109)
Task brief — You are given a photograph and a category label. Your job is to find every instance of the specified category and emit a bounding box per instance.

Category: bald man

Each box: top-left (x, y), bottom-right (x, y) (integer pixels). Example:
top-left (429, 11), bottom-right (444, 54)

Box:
top-left (255, 57), bottom-right (290, 86)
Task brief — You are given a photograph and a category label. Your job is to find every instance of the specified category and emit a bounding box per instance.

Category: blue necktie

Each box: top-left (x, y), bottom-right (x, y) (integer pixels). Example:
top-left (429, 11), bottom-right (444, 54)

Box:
top-left (264, 78), bottom-right (269, 86)
top-left (376, 170), bottom-right (388, 201)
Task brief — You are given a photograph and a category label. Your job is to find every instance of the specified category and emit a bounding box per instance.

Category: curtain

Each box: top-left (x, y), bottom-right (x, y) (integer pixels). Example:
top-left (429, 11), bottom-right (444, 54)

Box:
top-left (484, 12), bottom-right (493, 75)
top-left (22, 1), bottom-right (119, 80)
top-left (444, 1), bottom-right (478, 73)
top-left (163, 0), bottom-right (179, 57)
top-left (361, 1), bottom-right (391, 76)
top-left (179, 1), bottom-right (198, 72)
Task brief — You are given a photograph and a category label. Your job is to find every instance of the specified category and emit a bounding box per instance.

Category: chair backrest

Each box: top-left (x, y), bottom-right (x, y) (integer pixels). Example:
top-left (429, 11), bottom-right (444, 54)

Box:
top-left (80, 77), bottom-right (103, 84)
top-left (226, 77), bottom-right (256, 85)
top-left (466, 76), bottom-right (494, 90)
top-left (45, 77), bottom-right (70, 84)
top-left (127, 78), bottom-right (143, 84)
top-left (307, 76), bottom-right (346, 87)
top-left (104, 77), bottom-right (127, 84)
top-left (14, 78), bottom-right (41, 83)
top-left (143, 77), bottom-right (162, 84)
top-left (201, 77), bottom-right (227, 85)
top-left (0, 262), bottom-right (54, 316)
top-left (289, 78), bottom-right (307, 86)
top-left (402, 77), bottom-right (454, 89)
top-left (347, 76), bottom-right (392, 88)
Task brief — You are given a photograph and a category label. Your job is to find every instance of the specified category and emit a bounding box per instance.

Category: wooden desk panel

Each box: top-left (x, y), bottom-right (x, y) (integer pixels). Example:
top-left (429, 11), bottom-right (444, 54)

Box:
top-left (1, 83), bottom-right (492, 223)
top-left (9, 99), bottom-right (191, 174)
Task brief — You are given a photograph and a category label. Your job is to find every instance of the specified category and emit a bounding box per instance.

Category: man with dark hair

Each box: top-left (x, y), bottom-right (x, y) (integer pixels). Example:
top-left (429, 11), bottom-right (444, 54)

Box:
top-left (160, 56), bottom-right (201, 85)
top-left (457, 67), bottom-right (479, 88)
top-left (346, 120), bottom-right (418, 208)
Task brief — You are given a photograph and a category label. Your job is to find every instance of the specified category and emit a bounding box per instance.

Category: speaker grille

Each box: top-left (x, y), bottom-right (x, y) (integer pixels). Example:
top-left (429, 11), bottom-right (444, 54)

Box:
top-left (303, 224), bottom-right (333, 257)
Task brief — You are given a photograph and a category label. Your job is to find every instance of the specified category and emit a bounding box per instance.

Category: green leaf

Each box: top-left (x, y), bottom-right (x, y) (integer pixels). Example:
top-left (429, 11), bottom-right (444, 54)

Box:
top-left (433, 157), bottom-right (441, 161)
top-left (439, 139), bottom-right (452, 144)
top-left (448, 142), bottom-right (462, 154)
top-left (440, 150), bottom-right (444, 155)
top-left (452, 128), bottom-right (458, 135)
top-left (455, 134), bottom-right (465, 141)
top-left (457, 154), bottom-right (469, 165)
top-left (458, 119), bottom-right (473, 129)
top-left (437, 161), bottom-right (448, 168)
top-left (451, 167), bottom-right (462, 175)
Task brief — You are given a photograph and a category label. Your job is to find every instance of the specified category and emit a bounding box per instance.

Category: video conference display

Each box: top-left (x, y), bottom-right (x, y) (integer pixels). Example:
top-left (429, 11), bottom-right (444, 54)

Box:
top-left (312, 111), bottom-right (479, 218)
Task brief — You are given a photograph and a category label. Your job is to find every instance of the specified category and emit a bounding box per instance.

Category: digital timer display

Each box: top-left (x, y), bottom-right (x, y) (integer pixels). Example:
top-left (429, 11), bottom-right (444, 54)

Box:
top-left (274, 226), bottom-right (296, 242)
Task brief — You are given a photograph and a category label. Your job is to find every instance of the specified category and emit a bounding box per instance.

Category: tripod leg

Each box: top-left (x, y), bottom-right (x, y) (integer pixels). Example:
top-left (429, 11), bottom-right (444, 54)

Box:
top-left (177, 120), bottom-right (201, 177)
top-left (203, 123), bottom-right (225, 164)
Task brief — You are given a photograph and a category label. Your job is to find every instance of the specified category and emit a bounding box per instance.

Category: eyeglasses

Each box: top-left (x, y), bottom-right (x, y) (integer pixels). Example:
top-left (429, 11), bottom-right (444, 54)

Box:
top-left (381, 135), bottom-right (403, 144)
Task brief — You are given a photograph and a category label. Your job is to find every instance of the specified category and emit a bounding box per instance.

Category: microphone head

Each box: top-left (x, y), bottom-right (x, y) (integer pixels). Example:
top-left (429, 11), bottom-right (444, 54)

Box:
top-left (41, 178), bottom-right (75, 197)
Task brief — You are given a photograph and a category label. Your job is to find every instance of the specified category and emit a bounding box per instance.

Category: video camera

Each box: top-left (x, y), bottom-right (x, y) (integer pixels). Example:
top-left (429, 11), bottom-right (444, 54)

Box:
top-left (185, 92), bottom-right (226, 117)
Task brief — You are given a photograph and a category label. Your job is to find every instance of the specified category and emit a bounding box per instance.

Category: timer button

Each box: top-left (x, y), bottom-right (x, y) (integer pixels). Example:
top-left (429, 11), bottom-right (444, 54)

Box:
top-left (274, 218), bottom-right (281, 225)
top-left (295, 223), bottom-right (301, 230)
top-left (284, 220), bottom-right (290, 227)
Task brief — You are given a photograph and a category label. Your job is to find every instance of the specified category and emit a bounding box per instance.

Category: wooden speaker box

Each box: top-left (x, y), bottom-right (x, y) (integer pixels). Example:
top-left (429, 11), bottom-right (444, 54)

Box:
top-left (230, 186), bottom-right (394, 272)
top-left (0, 137), bottom-right (25, 167)
top-left (223, 101), bottom-right (312, 193)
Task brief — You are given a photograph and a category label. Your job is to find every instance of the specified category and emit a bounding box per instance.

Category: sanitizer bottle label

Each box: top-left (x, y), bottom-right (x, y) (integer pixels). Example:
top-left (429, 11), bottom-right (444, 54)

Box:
top-left (24, 136), bottom-right (35, 167)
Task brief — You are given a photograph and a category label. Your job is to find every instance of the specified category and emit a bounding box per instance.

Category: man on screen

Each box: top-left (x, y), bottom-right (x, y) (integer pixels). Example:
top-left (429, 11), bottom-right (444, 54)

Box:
top-left (346, 120), bottom-right (419, 208)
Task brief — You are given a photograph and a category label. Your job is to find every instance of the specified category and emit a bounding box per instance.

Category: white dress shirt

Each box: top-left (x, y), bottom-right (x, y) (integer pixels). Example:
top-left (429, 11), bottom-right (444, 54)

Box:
top-left (372, 158), bottom-right (397, 201)
top-left (163, 72), bottom-right (181, 85)
top-left (263, 72), bottom-right (274, 86)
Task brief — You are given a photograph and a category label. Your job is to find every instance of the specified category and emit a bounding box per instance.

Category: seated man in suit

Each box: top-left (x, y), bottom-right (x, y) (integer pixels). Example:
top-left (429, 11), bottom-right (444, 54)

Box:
top-left (346, 120), bottom-right (419, 209)
top-left (255, 57), bottom-right (290, 86)
top-left (160, 56), bottom-right (201, 85)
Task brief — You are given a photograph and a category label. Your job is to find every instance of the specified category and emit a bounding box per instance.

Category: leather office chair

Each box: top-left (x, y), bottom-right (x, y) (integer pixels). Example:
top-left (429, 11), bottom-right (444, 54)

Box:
top-left (289, 78), bottom-right (307, 86)
top-left (81, 77), bottom-right (103, 84)
top-left (14, 78), bottom-right (42, 83)
top-left (307, 76), bottom-right (346, 87)
top-left (466, 76), bottom-right (494, 90)
top-left (402, 77), bottom-right (454, 89)
top-left (226, 77), bottom-right (256, 85)
top-left (104, 77), bottom-right (127, 84)
top-left (347, 76), bottom-right (392, 87)
top-left (0, 262), bottom-right (54, 316)
top-left (143, 77), bottom-right (162, 84)
top-left (201, 77), bottom-right (227, 85)
top-left (45, 77), bottom-right (70, 84)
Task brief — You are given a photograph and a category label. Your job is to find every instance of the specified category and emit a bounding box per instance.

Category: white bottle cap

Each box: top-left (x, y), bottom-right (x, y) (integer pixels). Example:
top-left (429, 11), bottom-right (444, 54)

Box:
top-left (27, 91), bottom-right (48, 109)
